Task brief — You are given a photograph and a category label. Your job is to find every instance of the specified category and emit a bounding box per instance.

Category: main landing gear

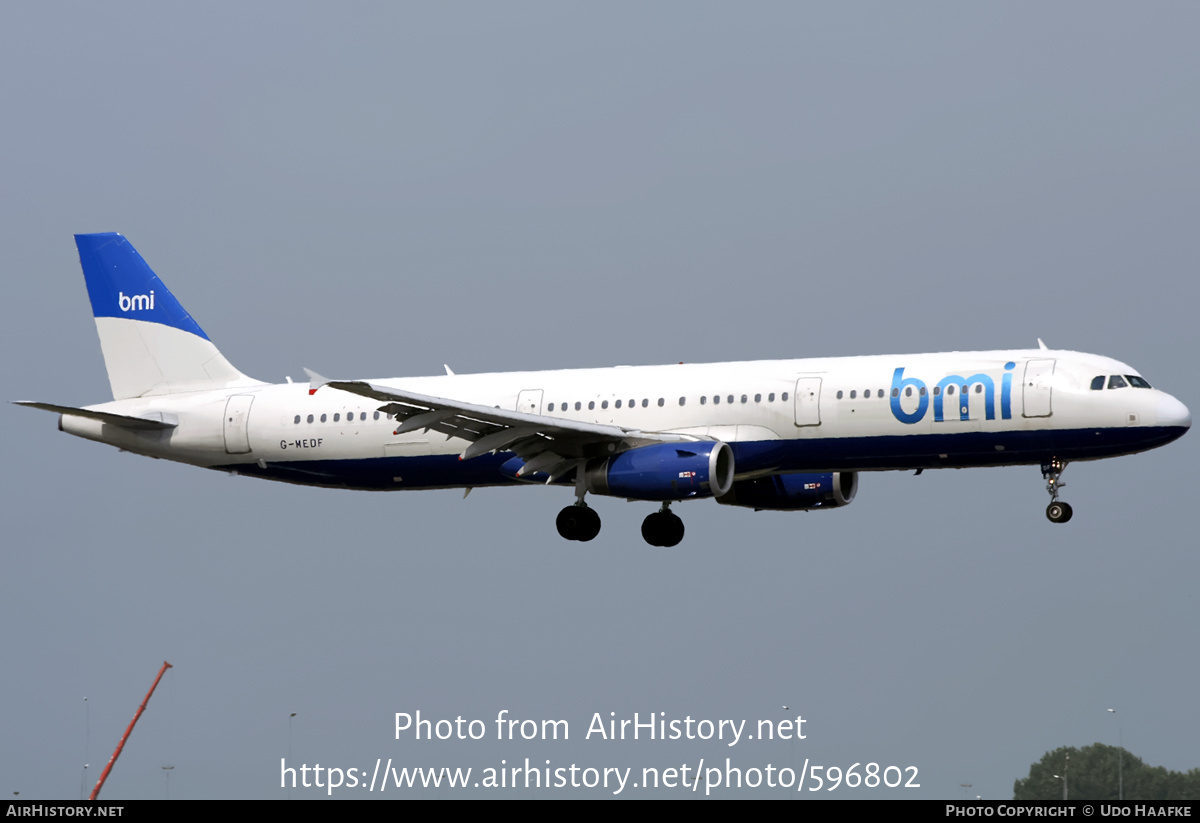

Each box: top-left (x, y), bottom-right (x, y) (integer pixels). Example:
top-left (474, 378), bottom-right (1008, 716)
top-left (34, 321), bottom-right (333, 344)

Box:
top-left (1042, 458), bottom-right (1073, 524)
top-left (642, 503), bottom-right (685, 548)
top-left (557, 463), bottom-right (602, 542)
top-left (556, 503), bottom-right (601, 542)
top-left (554, 499), bottom-right (686, 546)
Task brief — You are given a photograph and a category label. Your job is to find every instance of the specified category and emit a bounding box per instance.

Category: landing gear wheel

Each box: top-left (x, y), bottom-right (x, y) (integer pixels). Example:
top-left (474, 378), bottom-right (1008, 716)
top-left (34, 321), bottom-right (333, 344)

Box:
top-left (641, 512), bottom-right (665, 546)
top-left (641, 510), bottom-right (685, 547)
top-left (577, 506), bottom-right (601, 542)
top-left (1040, 458), bottom-right (1072, 525)
top-left (557, 504), bottom-right (601, 541)
top-left (1046, 502), bottom-right (1073, 524)
top-left (660, 513), bottom-right (684, 547)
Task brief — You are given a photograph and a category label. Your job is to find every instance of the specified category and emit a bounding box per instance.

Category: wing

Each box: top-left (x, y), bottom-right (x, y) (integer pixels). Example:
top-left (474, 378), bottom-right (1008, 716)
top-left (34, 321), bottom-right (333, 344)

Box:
top-left (305, 370), bottom-right (704, 481)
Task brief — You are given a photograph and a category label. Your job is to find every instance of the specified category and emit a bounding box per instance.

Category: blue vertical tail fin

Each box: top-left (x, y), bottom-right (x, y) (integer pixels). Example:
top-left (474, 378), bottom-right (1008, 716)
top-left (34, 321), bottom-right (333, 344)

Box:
top-left (75, 233), bottom-right (260, 399)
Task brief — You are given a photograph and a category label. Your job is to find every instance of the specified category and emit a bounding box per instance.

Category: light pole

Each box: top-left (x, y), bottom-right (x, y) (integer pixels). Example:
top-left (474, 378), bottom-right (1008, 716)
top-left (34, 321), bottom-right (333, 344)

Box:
top-left (288, 713), bottom-right (298, 799)
top-left (1053, 752), bottom-right (1069, 801)
top-left (1107, 708), bottom-right (1123, 801)
top-left (782, 705), bottom-right (795, 800)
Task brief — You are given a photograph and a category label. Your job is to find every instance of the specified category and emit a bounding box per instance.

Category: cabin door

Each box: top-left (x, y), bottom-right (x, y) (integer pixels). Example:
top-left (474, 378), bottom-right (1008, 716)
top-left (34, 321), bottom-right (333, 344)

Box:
top-left (794, 377), bottom-right (822, 427)
top-left (223, 395), bottom-right (254, 454)
top-left (1022, 359), bottom-right (1055, 418)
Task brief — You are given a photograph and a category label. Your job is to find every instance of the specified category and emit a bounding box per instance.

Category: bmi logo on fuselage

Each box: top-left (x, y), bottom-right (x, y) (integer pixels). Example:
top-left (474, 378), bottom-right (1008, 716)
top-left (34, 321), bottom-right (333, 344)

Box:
top-left (118, 291), bottom-right (155, 312)
top-left (889, 362), bottom-right (1016, 424)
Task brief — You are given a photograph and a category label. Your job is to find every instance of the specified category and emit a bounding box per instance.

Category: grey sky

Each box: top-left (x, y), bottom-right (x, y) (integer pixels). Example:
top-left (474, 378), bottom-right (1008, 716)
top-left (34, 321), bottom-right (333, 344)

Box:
top-left (3, 2), bottom-right (1197, 799)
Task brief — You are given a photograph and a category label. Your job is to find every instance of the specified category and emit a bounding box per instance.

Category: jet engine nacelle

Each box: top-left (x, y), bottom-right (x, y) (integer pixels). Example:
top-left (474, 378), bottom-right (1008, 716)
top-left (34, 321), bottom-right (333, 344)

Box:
top-left (585, 441), bottom-right (735, 501)
top-left (716, 471), bottom-right (858, 511)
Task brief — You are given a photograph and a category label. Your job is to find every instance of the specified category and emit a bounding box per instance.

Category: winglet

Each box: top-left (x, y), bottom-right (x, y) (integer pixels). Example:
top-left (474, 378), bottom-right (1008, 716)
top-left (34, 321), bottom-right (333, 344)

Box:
top-left (303, 368), bottom-right (330, 395)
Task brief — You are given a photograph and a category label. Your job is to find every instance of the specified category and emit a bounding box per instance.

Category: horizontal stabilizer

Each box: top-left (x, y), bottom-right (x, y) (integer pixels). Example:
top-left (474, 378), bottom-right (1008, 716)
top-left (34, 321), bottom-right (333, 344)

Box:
top-left (12, 401), bottom-right (178, 430)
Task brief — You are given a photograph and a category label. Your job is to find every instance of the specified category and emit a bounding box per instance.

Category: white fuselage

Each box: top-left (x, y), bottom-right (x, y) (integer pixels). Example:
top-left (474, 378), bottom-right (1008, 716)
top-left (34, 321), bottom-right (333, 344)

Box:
top-left (58, 348), bottom-right (1191, 493)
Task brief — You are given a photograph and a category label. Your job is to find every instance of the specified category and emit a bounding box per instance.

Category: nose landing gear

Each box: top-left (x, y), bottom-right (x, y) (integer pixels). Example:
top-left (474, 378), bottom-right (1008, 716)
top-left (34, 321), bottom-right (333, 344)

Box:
top-left (1042, 459), bottom-right (1073, 524)
top-left (642, 503), bottom-right (685, 547)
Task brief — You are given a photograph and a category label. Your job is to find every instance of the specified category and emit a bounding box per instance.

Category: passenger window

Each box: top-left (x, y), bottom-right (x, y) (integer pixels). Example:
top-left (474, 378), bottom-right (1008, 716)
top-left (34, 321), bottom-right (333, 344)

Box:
top-left (700, 396), bottom-right (707, 405)
top-left (781, 392), bottom-right (789, 401)
top-left (320, 414), bottom-right (327, 423)
top-left (837, 390), bottom-right (844, 399)
top-left (548, 403), bottom-right (555, 412)
top-left (740, 395), bottom-right (747, 404)
top-left (294, 415), bottom-right (301, 424)
top-left (933, 386), bottom-right (941, 396)
top-left (849, 390), bottom-right (856, 399)
top-left (614, 400), bottom-right (621, 409)
top-left (1090, 376), bottom-right (1105, 391)
top-left (713, 396), bottom-right (720, 404)
top-left (601, 400), bottom-right (608, 409)
top-left (575, 402), bottom-right (582, 411)
top-left (333, 413), bottom-right (340, 422)
top-left (658, 398), bottom-right (665, 407)
top-left (588, 401), bottom-right (595, 410)
top-left (373, 412), bottom-right (380, 420)
top-left (678, 397), bottom-right (686, 406)
top-left (1108, 375), bottom-right (1128, 389)
top-left (727, 395), bottom-right (734, 404)
top-left (642, 398), bottom-right (649, 408)
top-left (769, 393), bottom-right (776, 402)
top-left (307, 414), bottom-right (314, 423)
top-left (754, 393), bottom-right (761, 403)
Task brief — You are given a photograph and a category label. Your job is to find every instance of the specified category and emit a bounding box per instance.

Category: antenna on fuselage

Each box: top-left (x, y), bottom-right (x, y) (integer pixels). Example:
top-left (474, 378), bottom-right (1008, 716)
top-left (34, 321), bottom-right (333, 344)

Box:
top-left (1037, 338), bottom-right (1049, 350)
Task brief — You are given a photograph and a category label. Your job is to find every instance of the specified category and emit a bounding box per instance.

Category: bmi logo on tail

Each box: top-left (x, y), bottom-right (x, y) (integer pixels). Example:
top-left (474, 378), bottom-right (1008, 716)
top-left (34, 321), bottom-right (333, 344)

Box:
top-left (118, 291), bottom-right (155, 312)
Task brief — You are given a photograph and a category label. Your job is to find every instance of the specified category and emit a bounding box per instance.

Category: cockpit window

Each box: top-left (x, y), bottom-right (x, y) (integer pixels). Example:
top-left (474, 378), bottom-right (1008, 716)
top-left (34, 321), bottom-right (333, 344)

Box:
top-left (1108, 375), bottom-right (1128, 389)
top-left (1090, 376), bottom-right (1105, 391)
top-left (1126, 375), bottom-right (1152, 389)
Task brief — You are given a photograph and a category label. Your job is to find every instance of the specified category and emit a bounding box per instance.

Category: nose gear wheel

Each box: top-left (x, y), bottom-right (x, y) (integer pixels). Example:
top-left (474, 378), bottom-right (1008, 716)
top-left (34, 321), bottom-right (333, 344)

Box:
top-left (1041, 459), bottom-right (1073, 524)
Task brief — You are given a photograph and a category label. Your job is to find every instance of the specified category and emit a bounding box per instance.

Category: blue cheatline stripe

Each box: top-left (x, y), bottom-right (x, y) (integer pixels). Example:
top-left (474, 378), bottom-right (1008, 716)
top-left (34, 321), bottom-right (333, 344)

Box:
top-left (75, 233), bottom-right (210, 341)
top-left (211, 425), bottom-right (1189, 492)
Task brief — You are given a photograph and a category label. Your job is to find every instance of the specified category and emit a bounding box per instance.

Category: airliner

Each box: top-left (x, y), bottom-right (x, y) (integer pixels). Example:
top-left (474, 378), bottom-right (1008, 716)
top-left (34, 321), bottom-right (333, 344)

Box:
top-left (16, 234), bottom-right (1191, 546)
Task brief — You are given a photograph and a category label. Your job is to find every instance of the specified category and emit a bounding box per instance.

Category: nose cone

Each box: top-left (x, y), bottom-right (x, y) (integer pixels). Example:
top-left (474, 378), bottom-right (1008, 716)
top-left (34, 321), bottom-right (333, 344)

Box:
top-left (1158, 393), bottom-right (1191, 431)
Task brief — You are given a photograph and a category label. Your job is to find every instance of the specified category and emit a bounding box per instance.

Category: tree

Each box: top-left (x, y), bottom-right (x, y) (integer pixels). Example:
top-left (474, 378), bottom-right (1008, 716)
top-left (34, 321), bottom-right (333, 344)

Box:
top-left (1014, 744), bottom-right (1197, 800)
